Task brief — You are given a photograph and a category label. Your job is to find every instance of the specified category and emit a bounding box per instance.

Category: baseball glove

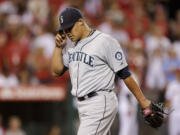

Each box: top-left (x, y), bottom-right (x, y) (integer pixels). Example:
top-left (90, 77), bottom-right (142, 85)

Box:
top-left (142, 102), bottom-right (167, 128)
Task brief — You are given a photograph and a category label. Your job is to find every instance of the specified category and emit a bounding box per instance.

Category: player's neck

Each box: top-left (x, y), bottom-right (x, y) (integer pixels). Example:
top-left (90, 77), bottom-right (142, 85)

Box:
top-left (80, 27), bottom-right (92, 40)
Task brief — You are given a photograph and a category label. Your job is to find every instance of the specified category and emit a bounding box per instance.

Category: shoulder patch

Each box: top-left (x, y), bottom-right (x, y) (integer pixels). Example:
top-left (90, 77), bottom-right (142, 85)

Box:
top-left (115, 51), bottom-right (122, 61)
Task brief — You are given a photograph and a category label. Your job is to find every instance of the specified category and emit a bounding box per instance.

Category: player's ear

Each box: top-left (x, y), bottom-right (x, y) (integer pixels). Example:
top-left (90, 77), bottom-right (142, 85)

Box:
top-left (78, 19), bottom-right (84, 26)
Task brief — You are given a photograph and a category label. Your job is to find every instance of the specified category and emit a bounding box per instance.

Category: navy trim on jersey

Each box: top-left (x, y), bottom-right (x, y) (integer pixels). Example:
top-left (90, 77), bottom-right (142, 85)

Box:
top-left (87, 29), bottom-right (96, 37)
top-left (80, 32), bottom-right (101, 50)
top-left (116, 66), bottom-right (131, 79)
top-left (76, 32), bottom-right (102, 97)
top-left (74, 41), bottom-right (79, 46)
top-left (62, 66), bottom-right (68, 75)
top-left (74, 30), bottom-right (96, 46)
top-left (57, 66), bottom-right (68, 76)
top-left (95, 95), bottom-right (107, 135)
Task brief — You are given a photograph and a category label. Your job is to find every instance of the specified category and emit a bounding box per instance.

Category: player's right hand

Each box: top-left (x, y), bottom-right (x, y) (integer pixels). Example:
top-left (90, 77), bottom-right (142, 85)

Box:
top-left (55, 32), bottom-right (67, 49)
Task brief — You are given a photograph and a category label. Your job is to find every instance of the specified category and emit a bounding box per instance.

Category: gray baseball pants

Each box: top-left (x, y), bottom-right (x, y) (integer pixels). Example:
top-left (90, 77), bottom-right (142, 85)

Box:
top-left (77, 91), bottom-right (118, 135)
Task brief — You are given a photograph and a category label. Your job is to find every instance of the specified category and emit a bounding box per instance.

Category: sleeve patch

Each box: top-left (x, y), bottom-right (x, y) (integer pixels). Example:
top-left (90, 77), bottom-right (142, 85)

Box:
top-left (115, 51), bottom-right (122, 61)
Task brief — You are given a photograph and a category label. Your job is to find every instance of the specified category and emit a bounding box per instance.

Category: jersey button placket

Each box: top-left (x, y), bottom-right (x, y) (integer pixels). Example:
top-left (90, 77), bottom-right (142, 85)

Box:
top-left (76, 47), bottom-right (80, 97)
top-left (73, 62), bottom-right (78, 90)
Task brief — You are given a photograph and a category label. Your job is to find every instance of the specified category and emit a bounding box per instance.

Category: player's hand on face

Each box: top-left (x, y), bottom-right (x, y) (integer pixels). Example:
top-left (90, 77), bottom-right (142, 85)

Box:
top-left (55, 31), bottom-right (67, 48)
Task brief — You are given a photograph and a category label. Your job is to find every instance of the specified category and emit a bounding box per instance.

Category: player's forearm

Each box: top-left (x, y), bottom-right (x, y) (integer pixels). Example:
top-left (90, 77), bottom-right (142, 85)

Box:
top-left (165, 100), bottom-right (171, 109)
top-left (123, 75), bottom-right (151, 109)
top-left (51, 47), bottom-right (64, 76)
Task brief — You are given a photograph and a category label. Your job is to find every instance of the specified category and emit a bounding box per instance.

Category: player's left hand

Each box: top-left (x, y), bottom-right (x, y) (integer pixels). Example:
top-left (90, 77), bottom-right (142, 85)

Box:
top-left (141, 102), bottom-right (167, 129)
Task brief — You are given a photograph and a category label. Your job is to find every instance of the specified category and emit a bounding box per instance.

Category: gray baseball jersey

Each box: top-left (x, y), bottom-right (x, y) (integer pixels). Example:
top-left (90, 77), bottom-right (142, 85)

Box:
top-left (63, 30), bottom-right (128, 97)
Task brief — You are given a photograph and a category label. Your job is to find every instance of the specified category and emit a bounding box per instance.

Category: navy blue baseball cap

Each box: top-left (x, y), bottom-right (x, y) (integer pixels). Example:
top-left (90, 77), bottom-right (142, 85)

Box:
top-left (57, 7), bottom-right (83, 32)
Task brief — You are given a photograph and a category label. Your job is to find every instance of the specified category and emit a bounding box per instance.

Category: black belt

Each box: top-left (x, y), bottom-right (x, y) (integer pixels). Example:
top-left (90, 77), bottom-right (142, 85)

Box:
top-left (78, 91), bottom-right (97, 101)
top-left (78, 90), bottom-right (112, 101)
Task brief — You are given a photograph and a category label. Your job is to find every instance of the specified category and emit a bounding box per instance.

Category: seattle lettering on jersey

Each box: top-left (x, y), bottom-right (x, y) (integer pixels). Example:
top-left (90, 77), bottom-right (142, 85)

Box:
top-left (68, 51), bottom-right (94, 67)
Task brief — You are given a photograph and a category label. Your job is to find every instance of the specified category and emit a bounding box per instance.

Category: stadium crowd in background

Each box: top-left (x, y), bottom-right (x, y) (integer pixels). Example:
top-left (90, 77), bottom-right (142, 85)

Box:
top-left (0, 0), bottom-right (180, 135)
top-left (0, 0), bottom-right (179, 89)
top-left (0, 0), bottom-right (179, 88)
top-left (6, 116), bottom-right (26, 135)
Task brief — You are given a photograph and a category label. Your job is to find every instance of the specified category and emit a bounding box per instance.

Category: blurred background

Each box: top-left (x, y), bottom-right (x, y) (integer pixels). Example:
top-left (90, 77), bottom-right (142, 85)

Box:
top-left (0, 0), bottom-right (180, 135)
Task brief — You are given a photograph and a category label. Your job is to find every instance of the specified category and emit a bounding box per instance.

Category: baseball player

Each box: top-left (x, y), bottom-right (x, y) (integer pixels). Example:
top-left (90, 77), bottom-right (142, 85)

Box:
top-left (51, 7), bottom-right (164, 135)
top-left (165, 67), bottom-right (180, 135)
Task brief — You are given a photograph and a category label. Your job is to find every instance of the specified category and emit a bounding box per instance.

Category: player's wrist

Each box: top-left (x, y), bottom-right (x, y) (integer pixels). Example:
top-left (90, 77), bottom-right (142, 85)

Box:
top-left (56, 44), bottom-right (65, 49)
top-left (140, 99), bottom-right (151, 109)
top-left (55, 45), bottom-right (63, 54)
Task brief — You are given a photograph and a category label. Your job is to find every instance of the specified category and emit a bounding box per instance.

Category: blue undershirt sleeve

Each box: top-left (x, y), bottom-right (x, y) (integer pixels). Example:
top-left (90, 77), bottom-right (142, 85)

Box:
top-left (116, 66), bottom-right (131, 79)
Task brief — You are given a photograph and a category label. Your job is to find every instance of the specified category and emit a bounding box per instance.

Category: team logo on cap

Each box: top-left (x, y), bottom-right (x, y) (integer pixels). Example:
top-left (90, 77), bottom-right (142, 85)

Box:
top-left (60, 16), bottom-right (63, 24)
top-left (115, 51), bottom-right (122, 61)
